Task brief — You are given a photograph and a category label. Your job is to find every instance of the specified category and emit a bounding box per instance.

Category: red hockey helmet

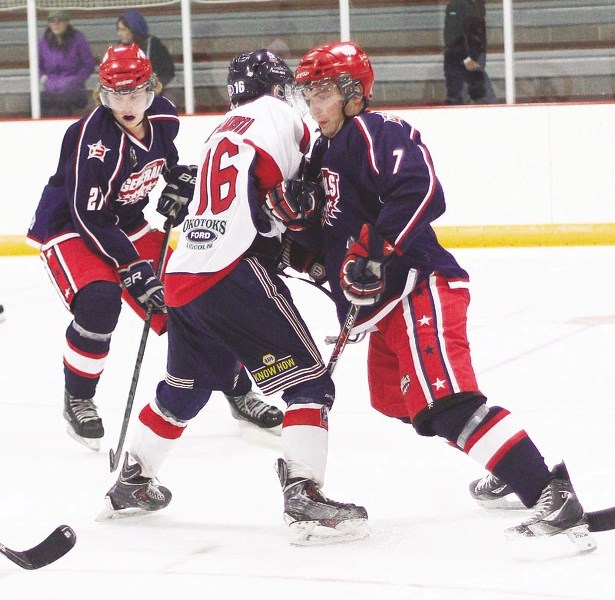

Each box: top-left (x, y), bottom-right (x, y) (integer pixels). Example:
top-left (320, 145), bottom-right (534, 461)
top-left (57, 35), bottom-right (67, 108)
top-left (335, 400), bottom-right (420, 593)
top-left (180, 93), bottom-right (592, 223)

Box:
top-left (99, 44), bottom-right (155, 110)
top-left (295, 41), bottom-right (374, 102)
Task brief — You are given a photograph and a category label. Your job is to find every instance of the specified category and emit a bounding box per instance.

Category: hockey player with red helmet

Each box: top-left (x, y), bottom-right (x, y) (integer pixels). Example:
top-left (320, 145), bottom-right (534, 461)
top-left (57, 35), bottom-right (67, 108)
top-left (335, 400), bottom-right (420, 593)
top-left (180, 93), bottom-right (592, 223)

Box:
top-left (98, 49), bottom-right (368, 546)
top-left (292, 41), bottom-right (596, 553)
top-left (27, 45), bottom-right (282, 451)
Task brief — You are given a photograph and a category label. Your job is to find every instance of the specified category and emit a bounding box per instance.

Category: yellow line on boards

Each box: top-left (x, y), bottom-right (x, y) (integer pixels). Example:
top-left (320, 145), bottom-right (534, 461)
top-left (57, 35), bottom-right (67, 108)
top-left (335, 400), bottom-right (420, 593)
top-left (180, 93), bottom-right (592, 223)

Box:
top-left (2, 224), bottom-right (615, 256)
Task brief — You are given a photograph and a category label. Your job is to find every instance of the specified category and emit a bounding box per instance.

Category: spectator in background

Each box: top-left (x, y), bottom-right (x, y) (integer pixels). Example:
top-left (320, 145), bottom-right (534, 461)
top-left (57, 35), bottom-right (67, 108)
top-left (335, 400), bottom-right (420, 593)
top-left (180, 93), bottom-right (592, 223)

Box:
top-left (117, 10), bottom-right (175, 88)
top-left (39, 10), bottom-right (96, 117)
top-left (443, 0), bottom-right (496, 104)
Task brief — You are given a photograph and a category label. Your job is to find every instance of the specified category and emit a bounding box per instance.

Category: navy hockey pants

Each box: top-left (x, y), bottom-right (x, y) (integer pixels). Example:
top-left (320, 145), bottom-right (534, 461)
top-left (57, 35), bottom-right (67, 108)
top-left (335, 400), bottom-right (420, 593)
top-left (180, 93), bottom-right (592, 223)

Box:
top-left (156, 257), bottom-right (334, 422)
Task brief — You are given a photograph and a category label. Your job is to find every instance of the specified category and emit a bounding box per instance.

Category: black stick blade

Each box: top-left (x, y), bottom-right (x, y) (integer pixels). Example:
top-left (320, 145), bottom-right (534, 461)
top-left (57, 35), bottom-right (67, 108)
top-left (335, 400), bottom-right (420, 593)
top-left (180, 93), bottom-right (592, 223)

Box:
top-left (587, 507), bottom-right (615, 533)
top-left (0, 525), bottom-right (76, 570)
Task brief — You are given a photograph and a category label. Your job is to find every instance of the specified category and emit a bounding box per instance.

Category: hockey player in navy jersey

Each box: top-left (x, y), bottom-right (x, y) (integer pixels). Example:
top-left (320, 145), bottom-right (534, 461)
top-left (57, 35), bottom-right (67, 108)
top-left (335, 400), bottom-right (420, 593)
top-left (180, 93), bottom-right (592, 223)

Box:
top-left (27, 44), bottom-right (282, 451)
top-left (98, 49), bottom-right (368, 546)
top-left (290, 40), bottom-right (596, 552)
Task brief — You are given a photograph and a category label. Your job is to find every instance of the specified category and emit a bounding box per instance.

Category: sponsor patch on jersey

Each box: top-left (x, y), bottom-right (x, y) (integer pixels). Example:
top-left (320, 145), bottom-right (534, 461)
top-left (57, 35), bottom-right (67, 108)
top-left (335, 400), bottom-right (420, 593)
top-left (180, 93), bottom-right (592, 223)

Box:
top-left (117, 159), bottom-right (165, 205)
top-left (87, 140), bottom-right (111, 162)
top-left (252, 355), bottom-right (298, 384)
top-left (182, 217), bottom-right (228, 251)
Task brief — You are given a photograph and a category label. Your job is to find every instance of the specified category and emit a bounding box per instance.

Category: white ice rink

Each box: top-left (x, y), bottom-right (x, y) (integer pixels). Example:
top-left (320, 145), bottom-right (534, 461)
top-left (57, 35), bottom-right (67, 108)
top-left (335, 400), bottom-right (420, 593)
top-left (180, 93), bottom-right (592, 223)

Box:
top-left (1, 246), bottom-right (615, 599)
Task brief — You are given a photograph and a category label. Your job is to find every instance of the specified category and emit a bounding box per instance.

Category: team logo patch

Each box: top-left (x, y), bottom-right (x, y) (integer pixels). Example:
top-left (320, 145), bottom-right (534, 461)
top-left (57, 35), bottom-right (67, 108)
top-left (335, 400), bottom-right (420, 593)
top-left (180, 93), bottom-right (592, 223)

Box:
top-left (117, 159), bottom-right (165, 204)
top-left (87, 140), bottom-right (110, 162)
top-left (320, 405), bottom-right (329, 426)
top-left (321, 168), bottom-right (341, 227)
top-left (400, 374), bottom-right (411, 395)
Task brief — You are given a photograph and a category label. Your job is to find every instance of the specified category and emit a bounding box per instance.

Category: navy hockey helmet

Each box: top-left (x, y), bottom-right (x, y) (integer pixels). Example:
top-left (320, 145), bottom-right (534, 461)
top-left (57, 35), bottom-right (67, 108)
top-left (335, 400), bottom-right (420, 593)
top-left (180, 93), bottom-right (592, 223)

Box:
top-left (227, 49), bottom-right (294, 107)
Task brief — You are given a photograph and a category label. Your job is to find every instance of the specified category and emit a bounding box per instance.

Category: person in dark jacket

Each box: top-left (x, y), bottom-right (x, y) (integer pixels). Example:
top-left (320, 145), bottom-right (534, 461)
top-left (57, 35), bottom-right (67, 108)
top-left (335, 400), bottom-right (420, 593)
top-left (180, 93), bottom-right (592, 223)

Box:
top-left (443, 0), bottom-right (496, 104)
top-left (116, 10), bottom-right (175, 88)
top-left (39, 10), bottom-right (96, 117)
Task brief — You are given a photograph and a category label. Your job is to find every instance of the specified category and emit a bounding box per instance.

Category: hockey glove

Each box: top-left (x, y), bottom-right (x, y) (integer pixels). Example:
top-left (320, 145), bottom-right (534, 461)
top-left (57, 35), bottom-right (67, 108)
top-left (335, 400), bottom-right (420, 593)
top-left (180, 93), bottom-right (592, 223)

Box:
top-left (157, 164), bottom-right (198, 226)
top-left (278, 235), bottom-right (327, 285)
top-left (340, 223), bottom-right (395, 305)
top-left (118, 259), bottom-right (166, 313)
top-left (264, 179), bottom-right (324, 232)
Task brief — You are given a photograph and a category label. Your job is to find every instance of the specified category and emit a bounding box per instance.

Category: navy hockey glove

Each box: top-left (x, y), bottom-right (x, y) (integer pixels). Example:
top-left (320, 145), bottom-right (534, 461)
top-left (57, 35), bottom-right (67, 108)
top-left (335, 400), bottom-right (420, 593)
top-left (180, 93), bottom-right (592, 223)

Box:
top-left (157, 164), bottom-right (198, 226)
top-left (264, 179), bottom-right (324, 232)
top-left (340, 223), bottom-right (395, 305)
top-left (118, 259), bottom-right (166, 313)
top-left (278, 235), bottom-right (327, 285)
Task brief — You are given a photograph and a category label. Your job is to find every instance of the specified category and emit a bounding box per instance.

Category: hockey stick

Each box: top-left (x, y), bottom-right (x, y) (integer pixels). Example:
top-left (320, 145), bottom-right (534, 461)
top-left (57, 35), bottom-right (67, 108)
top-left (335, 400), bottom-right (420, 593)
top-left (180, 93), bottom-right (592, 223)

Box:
top-left (327, 303), bottom-right (360, 376)
top-left (0, 525), bottom-right (76, 570)
top-left (109, 217), bottom-right (174, 472)
top-left (587, 507), bottom-right (615, 532)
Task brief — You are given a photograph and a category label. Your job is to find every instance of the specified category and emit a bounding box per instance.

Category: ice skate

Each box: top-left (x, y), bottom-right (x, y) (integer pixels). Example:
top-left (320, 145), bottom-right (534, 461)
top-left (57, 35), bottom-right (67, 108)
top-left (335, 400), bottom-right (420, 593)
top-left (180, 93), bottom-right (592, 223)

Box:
top-left (225, 390), bottom-right (283, 435)
top-left (63, 389), bottom-right (104, 451)
top-left (505, 462), bottom-right (597, 556)
top-left (275, 458), bottom-right (369, 546)
top-left (96, 453), bottom-right (172, 521)
top-left (469, 472), bottom-right (524, 509)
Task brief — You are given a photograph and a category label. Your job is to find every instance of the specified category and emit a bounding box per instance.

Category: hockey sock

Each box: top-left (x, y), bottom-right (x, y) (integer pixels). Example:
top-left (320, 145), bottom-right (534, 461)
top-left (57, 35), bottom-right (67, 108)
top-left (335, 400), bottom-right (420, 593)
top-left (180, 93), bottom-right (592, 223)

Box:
top-left (282, 403), bottom-right (329, 487)
top-left (64, 282), bottom-right (121, 399)
top-left (131, 401), bottom-right (187, 478)
top-left (431, 401), bottom-right (551, 508)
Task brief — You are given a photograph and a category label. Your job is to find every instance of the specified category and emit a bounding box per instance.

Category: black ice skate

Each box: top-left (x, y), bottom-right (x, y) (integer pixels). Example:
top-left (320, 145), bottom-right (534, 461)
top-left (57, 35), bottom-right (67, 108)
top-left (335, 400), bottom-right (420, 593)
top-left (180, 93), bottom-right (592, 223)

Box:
top-left (225, 390), bottom-right (283, 435)
top-left (505, 462), bottom-right (597, 555)
top-left (96, 453), bottom-right (172, 521)
top-left (275, 458), bottom-right (369, 545)
top-left (63, 389), bottom-right (104, 451)
top-left (469, 472), bottom-right (524, 509)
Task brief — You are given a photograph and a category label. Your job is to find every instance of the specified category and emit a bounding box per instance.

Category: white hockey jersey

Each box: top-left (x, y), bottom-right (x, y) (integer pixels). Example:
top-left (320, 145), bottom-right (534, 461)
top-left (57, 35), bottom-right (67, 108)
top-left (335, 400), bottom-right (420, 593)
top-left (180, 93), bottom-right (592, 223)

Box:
top-left (165, 95), bottom-right (310, 306)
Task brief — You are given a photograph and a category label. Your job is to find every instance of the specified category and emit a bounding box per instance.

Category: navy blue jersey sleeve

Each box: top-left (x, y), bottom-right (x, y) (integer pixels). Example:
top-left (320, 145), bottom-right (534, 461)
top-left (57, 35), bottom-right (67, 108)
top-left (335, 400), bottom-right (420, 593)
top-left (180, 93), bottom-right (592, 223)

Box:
top-left (67, 110), bottom-right (143, 266)
top-left (29, 97), bottom-right (181, 267)
top-left (347, 112), bottom-right (446, 254)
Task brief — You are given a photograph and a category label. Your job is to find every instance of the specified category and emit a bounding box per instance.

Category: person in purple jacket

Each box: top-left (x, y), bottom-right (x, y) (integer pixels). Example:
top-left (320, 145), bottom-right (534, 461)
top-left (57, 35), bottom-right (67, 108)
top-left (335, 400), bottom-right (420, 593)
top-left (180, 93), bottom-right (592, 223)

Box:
top-left (291, 40), bottom-right (596, 553)
top-left (38, 10), bottom-right (96, 117)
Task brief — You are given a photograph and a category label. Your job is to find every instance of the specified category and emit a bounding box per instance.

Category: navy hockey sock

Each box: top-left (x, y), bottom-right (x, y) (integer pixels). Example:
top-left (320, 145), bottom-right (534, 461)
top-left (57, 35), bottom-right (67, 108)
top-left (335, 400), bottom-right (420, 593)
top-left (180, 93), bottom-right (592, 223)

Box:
top-left (64, 282), bottom-right (121, 399)
top-left (431, 399), bottom-right (551, 508)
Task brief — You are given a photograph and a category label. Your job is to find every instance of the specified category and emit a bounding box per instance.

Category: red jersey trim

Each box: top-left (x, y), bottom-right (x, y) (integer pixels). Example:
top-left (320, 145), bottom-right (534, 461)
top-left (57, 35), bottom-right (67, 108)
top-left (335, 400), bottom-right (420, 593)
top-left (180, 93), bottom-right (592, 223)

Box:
top-left (165, 257), bottom-right (241, 306)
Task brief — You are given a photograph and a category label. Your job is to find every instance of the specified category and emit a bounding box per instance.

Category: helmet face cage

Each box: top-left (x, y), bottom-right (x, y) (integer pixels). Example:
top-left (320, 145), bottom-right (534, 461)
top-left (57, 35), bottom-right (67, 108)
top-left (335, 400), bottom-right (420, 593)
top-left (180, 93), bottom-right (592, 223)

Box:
top-left (295, 41), bottom-right (374, 106)
top-left (99, 44), bottom-right (155, 110)
top-left (227, 49), bottom-right (295, 108)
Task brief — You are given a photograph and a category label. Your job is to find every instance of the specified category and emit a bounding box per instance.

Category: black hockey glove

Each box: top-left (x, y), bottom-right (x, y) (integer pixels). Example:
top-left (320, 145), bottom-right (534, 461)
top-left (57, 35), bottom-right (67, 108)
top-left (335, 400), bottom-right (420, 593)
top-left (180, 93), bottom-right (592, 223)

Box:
top-left (278, 235), bottom-right (327, 285)
top-left (264, 179), bottom-right (324, 232)
top-left (340, 223), bottom-right (395, 305)
top-left (157, 164), bottom-right (198, 226)
top-left (118, 259), bottom-right (166, 313)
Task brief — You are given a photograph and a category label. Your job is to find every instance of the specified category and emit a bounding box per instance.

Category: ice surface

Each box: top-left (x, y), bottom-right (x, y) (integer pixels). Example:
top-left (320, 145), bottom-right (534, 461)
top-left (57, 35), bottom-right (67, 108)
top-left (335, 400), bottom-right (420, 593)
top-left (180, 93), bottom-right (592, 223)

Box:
top-left (1, 246), bottom-right (614, 599)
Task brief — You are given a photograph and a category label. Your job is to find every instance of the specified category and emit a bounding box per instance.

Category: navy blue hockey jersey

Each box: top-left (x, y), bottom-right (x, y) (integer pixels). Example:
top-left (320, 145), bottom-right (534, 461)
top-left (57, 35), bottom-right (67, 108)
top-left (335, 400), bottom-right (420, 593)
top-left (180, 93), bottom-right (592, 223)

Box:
top-left (27, 95), bottom-right (180, 268)
top-left (309, 110), bottom-right (468, 331)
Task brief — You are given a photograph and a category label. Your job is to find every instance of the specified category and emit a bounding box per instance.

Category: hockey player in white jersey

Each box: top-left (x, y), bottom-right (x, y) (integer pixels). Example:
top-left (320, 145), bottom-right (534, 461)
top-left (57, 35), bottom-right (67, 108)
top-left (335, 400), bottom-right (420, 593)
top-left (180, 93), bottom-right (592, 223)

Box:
top-left (98, 49), bottom-right (368, 545)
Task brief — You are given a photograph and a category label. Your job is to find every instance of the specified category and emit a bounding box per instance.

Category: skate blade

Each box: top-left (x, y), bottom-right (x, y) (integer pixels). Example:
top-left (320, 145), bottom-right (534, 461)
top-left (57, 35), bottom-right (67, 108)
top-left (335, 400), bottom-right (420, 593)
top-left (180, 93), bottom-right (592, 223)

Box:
top-left (287, 518), bottom-right (370, 546)
top-left (66, 425), bottom-right (101, 451)
top-left (95, 496), bottom-right (157, 522)
top-left (505, 524), bottom-right (597, 560)
top-left (476, 496), bottom-right (526, 510)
